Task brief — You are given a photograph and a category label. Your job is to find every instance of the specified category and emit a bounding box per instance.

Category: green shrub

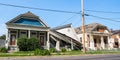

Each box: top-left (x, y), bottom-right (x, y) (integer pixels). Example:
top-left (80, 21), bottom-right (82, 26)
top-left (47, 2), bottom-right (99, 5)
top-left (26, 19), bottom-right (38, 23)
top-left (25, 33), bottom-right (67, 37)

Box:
top-left (61, 48), bottom-right (67, 52)
top-left (17, 37), bottom-right (40, 51)
top-left (49, 48), bottom-right (56, 53)
top-left (27, 38), bottom-right (40, 51)
top-left (34, 49), bottom-right (51, 56)
top-left (34, 49), bottom-right (40, 55)
top-left (0, 47), bottom-right (7, 53)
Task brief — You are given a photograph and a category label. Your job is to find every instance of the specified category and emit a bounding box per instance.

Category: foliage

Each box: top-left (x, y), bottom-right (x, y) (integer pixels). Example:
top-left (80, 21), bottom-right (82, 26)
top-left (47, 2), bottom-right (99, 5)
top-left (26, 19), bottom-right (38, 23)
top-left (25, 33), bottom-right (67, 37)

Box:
top-left (61, 48), bottom-right (67, 52)
top-left (0, 34), bottom-right (6, 40)
top-left (49, 48), bottom-right (56, 53)
top-left (17, 37), bottom-right (40, 51)
top-left (34, 49), bottom-right (51, 56)
top-left (0, 47), bottom-right (7, 53)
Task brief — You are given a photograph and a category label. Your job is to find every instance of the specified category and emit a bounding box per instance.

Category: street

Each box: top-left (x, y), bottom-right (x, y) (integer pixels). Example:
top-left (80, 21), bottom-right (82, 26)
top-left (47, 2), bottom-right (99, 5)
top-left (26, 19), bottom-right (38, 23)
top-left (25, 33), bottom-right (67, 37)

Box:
top-left (0, 54), bottom-right (120, 60)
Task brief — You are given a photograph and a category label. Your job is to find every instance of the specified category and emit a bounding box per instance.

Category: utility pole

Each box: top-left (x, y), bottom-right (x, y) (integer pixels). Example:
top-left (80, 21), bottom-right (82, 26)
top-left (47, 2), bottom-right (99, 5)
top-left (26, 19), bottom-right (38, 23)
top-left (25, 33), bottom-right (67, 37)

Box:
top-left (81, 0), bottom-right (86, 53)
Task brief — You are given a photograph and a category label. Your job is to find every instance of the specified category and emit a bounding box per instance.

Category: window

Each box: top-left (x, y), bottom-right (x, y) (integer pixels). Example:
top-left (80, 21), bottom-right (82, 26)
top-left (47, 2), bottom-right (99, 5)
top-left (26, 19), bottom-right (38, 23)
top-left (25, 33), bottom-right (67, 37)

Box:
top-left (20, 30), bottom-right (27, 38)
top-left (31, 31), bottom-right (37, 38)
top-left (80, 37), bottom-right (82, 42)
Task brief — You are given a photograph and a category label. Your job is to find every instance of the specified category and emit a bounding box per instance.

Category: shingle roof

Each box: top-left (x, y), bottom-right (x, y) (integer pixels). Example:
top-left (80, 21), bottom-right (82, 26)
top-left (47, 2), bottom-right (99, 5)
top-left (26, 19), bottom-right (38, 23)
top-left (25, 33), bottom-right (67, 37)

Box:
top-left (21, 11), bottom-right (39, 19)
top-left (75, 23), bottom-right (107, 34)
top-left (111, 30), bottom-right (120, 34)
top-left (51, 23), bottom-right (72, 30)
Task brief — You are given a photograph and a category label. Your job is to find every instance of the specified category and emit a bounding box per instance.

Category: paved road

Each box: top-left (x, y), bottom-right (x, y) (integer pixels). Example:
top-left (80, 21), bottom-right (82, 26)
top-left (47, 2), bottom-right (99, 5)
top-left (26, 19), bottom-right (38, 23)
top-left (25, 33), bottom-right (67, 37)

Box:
top-left (0, 54), bottom-right (120, 60)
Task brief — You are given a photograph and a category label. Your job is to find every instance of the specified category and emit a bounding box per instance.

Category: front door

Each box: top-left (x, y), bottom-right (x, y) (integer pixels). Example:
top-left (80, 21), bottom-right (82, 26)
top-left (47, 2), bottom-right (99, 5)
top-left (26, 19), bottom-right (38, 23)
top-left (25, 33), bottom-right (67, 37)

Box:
top-left (40, 36), bottom-right (45, 46)
top-left (10, 34), bottom-right (17, 45)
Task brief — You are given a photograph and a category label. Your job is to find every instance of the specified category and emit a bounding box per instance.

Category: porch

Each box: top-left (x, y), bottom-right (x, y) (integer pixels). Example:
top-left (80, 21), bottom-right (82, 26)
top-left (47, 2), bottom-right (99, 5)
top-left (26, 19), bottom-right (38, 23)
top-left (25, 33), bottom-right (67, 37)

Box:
top-left (6, 29), bottom-right (50, 51)
top-left (87, 34), bottom-right (109, 50)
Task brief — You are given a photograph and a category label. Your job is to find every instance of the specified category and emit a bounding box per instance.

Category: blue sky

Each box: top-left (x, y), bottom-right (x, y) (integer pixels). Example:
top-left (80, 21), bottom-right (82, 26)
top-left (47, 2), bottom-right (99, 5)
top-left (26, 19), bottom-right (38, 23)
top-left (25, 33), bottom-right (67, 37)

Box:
top-left (0, 0), bottom-right (120, 36)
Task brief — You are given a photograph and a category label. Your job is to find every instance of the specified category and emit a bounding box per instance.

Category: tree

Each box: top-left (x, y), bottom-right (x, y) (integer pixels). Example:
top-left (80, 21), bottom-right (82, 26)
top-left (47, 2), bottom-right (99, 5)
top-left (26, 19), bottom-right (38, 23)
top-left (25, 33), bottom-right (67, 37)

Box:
top-left (17, 37), bottom-right (40, 51)
top-left (0, 34), bottom-right (6, 40)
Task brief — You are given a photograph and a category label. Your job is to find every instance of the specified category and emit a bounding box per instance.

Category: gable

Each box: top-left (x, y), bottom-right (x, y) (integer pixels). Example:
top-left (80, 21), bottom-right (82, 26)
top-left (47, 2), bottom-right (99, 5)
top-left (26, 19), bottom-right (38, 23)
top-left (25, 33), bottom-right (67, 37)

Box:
top-left (56, 26), bottom-right (79, 41)
top-left (92, 25), bottom-right (110, 33)
top-left (15, 18), bottom-right (43, 27)
top-left (6, 11), bottom-right (48, 27)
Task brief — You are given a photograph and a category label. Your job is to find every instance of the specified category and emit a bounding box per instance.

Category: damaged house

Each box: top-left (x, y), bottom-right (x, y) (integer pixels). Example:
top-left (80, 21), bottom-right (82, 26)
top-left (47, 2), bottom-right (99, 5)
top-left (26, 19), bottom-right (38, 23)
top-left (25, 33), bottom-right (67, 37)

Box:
top-left (75, 23), bottom-right (111, 50)
top-left (110, 30), bottom-right (120, 49)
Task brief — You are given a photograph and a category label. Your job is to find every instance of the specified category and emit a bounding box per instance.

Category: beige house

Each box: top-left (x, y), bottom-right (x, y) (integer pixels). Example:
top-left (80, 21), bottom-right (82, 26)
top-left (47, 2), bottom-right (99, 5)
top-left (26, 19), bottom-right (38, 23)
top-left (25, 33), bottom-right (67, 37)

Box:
top-left (75, 23), bottom-right (111, 50)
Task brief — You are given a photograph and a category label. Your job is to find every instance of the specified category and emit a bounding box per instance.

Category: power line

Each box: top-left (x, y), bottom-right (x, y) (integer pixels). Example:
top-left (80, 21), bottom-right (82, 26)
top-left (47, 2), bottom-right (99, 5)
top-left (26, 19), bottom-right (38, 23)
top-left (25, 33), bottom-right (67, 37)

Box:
top-left (59, 14), bottom-right (78, 26)
top-left (0, 2), bottom-right (80, 14)
top-left (56, 10), bottom-right (80, 26)
top-left (86, 14), bottom-right (120, 22)
top-left (85, 9), bottom-right (120, 14)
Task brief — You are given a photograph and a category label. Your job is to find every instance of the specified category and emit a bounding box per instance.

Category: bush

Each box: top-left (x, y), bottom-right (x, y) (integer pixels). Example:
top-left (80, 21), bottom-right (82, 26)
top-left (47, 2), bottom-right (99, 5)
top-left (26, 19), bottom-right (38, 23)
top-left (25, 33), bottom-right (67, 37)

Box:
top-left (0, 47), bottom-right (7, 53)
top-left (34, 49), bottom-right (51, 56)
top-left (49, 48), bottom-right (56, 53)
top-left (61, 48), bottom-right (67, 52)
top-left (27, 38), bottom-right (40, 51)
top-left (17, 37), bottom-right (40, 51)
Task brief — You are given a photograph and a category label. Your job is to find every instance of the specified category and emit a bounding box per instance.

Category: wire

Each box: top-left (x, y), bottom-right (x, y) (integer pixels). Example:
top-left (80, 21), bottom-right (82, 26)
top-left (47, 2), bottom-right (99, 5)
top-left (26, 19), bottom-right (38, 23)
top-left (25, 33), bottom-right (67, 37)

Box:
top-left (59, 14), bottom-right (78, 26)
top-left (86, 14), bottom-right (120, 22)
top-left (0, 2), bottom-right (80, 14)
top-left (85, 9), bottom-right (120, 14)
top-left (59, 10), bottom-right (81, 27)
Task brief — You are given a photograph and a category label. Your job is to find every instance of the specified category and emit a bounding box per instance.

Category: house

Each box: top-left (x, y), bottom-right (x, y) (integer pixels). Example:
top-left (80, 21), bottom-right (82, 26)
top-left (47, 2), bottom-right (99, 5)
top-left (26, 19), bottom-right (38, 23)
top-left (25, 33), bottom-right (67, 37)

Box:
top-left (109, 30), bottom-right (120, 49)
top-left (6, 11), bottom-right (50, 51)
top-left (75, 23), bottom-right (111, 50)
top-left (50, 24), bottom-right (81, 50)
top-left (5, 11), bottom-right (82, 51)
top-left (0, 39), bottom-right (6, 47)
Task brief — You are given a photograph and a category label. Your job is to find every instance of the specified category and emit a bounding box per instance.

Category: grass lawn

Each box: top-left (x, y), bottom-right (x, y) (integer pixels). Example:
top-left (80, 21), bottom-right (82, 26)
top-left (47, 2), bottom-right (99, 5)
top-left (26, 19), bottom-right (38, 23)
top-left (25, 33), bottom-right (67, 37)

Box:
top-left (0, 50), bottom-right (120, 57)
top-left (86, 50), bottom-right (120, 54)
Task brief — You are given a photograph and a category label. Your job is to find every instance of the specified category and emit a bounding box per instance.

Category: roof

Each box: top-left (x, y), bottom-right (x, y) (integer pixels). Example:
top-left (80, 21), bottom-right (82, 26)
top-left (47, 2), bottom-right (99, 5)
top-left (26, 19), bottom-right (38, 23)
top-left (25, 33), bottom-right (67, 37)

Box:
top-left (21, 11), bottom-right (39, 18)
top-left (51, 23), bottom-right (72, 30)
top-left (50, 30), bottom-right (81, 47)
top-left (75, 23), bottom-right (108, 34)
top-left (111, 30), bottom-right (120, 34)
top-left (6, 11), bottom-right (48, 27)
top-left (51, 23), bottom-right (79, 41)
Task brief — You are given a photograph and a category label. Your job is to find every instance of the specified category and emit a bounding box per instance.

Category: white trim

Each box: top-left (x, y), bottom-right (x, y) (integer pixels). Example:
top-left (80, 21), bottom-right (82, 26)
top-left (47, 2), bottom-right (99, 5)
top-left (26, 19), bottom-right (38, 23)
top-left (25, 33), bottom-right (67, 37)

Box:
top-left (7, 26), bottom-right (49, 31)
top-left (28, 30), bottom-right (30, 38)
top-left (47, 32), bottom-right (50, 50)
top-left (9, 30), bottom-right (18, 46)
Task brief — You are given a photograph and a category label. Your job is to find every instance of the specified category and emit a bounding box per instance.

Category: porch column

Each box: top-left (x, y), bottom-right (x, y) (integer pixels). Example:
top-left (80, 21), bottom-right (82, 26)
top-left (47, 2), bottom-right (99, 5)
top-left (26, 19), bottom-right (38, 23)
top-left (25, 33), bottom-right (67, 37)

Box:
top-left (55, 40), bottom-right (60, 51)
top-left (90, 35), bottom-right (94, 49)
top-left (28, 30), bottom-right (30, 38)
top-left (71, 39), bottom-right (74, 50)
top-left (107, 36), bottom-right (109, 49)
top-left (47, 32), bottom-right (50, 50)
top-left (8, 30), bottom-right (10, 45)
top-left (5, 29), bottom-right (9, 48)
top-left (119, 38), bottom-right (120, 48)
top-left (101, 36), bottom-right (105, 49)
